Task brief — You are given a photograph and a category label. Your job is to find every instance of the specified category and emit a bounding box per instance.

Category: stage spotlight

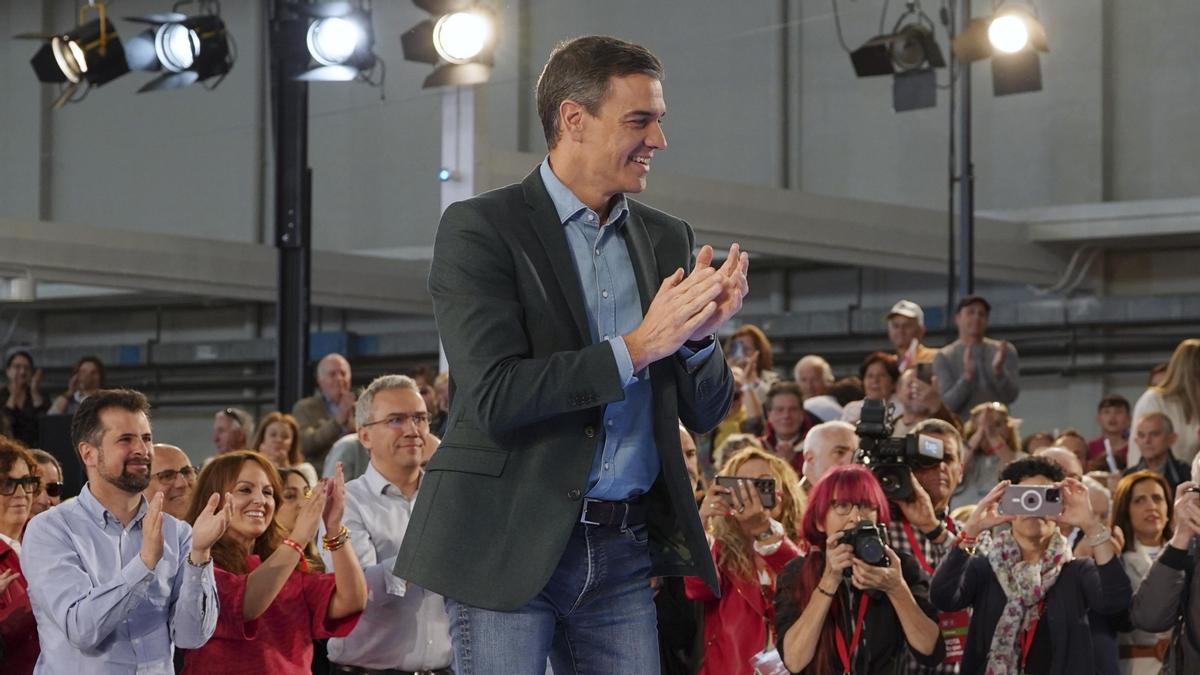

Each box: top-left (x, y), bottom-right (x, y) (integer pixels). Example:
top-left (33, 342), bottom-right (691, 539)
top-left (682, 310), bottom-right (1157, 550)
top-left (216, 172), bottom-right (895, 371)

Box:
top-left (401, 1), bottom-right (497, 89)
top-left (18, 2), bottom-right (129, 108)
top-left (124, 11), bottom-right (234, 93)
top-left (296, 2), bottom-right (377, 82)
top-left (850, 12), bottom-right (945, 112)
top-left (952, 6), bottom-right (1048, 96)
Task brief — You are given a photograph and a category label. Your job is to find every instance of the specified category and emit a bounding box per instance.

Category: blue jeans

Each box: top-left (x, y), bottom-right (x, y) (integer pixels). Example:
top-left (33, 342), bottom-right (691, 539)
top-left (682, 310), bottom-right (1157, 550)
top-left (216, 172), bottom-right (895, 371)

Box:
top-left (446, 522), bottom-right (660, 675)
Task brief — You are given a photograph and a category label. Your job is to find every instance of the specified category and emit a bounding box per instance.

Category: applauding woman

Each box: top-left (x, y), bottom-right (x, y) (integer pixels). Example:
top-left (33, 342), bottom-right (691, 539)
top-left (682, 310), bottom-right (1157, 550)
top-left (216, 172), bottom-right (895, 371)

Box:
top-left (775, 464), bottom-right (943, 674)
top-left (931, 456), bottom-right (1131, 674)
top-left (181, 451), bottom-right (366, 674)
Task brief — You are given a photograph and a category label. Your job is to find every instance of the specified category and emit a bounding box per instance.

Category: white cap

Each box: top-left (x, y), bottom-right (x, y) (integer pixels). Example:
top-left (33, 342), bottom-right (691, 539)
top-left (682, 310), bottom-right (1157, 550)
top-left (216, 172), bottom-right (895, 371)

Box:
top-left (886, 299), bottom-right (924, 327)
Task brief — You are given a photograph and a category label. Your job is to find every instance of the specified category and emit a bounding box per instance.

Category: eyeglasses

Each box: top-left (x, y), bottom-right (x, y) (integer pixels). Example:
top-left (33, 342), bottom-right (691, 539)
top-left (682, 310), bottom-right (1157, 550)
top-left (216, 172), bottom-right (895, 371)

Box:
top-left (43, 481), bottom-right (63, 498)
top-left (360, 413), bottom-right (430, 429)
top-left (830, 500), bottom-right (879, 517)
top-left (0, 476), bottom-right (42, 496)
top-left (153, 466), bottom-right (199, 483)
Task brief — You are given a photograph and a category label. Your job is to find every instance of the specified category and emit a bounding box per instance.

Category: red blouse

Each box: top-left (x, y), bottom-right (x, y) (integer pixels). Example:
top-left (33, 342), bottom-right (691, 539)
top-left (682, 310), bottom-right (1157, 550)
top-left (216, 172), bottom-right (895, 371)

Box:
top-left (0, 539), bottom-right (38, 675)
top-left (181, 554), bottom-right (361, 674)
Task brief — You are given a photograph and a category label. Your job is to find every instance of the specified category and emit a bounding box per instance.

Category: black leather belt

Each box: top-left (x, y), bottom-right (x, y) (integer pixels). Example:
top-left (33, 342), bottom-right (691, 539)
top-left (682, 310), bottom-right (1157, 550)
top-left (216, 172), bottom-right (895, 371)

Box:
top-left (330, 665), bottom-right (453, 675)
top-left (579, 497), bottom-right (647, 528)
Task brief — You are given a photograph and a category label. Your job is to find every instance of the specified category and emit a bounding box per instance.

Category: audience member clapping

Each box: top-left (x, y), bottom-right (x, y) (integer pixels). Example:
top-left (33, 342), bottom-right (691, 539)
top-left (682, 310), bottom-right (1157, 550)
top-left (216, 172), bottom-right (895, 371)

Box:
top-left (933, 295), bottom-right (1020, 418)
top-left (2, 351), bottom-right (48, 448)
top-left (841, 352), bottom-right (903, 425)
top-left (180, 452), bottom-right (366, 673)
top-left (775, 465), bottom-right (944, 673)
top-left (726, 324), bottom-right (780, 404)
top-left (1130, 339), bottom-right (1200, 466)
top-left (293, 353), bottom-right (357, 465)
top-left (28, 449), bottom-right (62, 516)
top-left (252, 411), bottom-right (318, 487)
top-left (952, 401), bottom-right (1025, 509)
top-left (1129, 481), bottom-right (1200, 671)
top-left (48, 356), bottom-right (105, 416)
top-left (688, 448), bottom-right (803, 675)
top-left (0, 435), bottom-right (40, 674)
top-left (931, 457), bottom-right (1131, 675)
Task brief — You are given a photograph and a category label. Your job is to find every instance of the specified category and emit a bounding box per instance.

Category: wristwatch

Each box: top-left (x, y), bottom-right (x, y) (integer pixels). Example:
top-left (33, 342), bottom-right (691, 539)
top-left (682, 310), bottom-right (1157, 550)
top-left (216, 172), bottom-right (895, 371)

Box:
top-left (923, 522), bottom-right (946, 541)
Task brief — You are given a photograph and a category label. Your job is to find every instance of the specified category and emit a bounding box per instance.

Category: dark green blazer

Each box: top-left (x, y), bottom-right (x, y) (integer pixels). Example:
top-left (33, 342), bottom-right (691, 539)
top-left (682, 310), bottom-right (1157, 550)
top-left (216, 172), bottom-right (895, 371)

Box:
top-left (393, 167), bottom-right (731, 611)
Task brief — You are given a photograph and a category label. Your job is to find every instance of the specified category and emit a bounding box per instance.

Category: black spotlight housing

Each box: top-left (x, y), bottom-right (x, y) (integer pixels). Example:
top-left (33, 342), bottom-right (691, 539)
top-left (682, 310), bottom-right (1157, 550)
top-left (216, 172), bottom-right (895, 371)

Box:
top-left (401, 0), bottom-right (497, 89)
top-left (125, 12), bottom-right (234, 93)
top-left (20, 10), bottom-right (129, 108)
top-left (952, 9), bottom-right (1049, 96)
top-left (851, 21), bottom-right (946, 112)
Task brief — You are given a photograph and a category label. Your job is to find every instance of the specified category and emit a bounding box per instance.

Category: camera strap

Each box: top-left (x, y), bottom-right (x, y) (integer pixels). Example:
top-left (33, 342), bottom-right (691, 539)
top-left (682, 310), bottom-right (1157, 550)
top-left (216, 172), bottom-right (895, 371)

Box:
top-left (834, 591), bottom-right (870, 675)
top-left (900, 516), bottom-right (956, 575)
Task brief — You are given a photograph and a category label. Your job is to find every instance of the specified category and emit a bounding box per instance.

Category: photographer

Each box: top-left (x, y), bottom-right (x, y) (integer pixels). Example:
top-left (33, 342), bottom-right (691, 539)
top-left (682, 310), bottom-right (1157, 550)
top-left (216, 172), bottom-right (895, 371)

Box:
top-left (1129, 481), bottom-right (1200, 672)
top-left (885, 419), bottom-right (967, 674)
top-left (687, 447), bottom-right (804, 675)
top-left (775, 465), bottom-right (944, 674)
top-left (930, 457), bottom-right (1132, 675)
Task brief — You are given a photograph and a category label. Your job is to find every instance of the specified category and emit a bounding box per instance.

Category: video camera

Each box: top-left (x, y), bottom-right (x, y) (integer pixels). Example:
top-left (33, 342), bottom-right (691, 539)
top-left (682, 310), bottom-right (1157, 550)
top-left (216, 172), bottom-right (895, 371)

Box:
top-left (855, 399), bottom-right (945, 500)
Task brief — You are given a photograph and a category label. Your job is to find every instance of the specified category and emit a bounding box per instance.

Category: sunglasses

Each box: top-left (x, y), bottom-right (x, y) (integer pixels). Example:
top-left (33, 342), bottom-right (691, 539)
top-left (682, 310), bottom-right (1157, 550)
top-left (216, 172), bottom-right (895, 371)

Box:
top-left (153, 466), bottom-right (199, 483)
top-left (0, 476), bottom-right (42, 497)
top-left (43, 481), bottom-right (63, 498)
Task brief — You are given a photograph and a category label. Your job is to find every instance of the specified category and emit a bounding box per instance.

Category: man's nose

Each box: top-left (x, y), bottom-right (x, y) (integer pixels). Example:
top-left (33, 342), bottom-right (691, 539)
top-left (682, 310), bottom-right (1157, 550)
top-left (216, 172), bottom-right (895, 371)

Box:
top-left (648, 122), bottom-right (666, 149)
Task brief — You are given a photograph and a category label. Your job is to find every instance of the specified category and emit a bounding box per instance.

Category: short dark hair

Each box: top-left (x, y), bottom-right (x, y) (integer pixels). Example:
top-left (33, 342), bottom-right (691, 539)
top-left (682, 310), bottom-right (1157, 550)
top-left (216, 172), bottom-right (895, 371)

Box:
top-left (765, 381), bottom-right (803, 411)
top-left (955, 294), bottom-right (991, 315)
top-left (1097, 394), bottom-right (1130, 414)
top-left (4, 349), bottom-right (34, 370)
top-left (1000, 456), bottom-right (1064, 484)
top-left (859, 351), bottom-right (900, 384)
top-left (71, 389), bottom-right (151, 458)
top-left (74, 355), bottom-right (106, 385)
top-left (535, 35), bottom-right (664, 149)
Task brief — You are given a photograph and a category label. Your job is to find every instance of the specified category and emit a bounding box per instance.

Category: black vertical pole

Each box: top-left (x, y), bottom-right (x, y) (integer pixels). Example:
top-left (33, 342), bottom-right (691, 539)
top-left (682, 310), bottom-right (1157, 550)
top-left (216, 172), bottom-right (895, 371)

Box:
top-left (958, 0), bottom-right (976, 300)
top-left (269, 1), bottom-right (311, 412)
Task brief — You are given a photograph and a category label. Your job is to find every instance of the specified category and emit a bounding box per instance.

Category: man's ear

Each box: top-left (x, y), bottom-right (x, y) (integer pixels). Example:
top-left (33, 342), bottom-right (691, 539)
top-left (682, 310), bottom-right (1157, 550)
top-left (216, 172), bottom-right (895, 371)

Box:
top-left (559, 99), bottom-right (587, 142)
top-left (356, 426), bottom-right (370, 448)
top-left (78, 441), bottom-right (98, 469)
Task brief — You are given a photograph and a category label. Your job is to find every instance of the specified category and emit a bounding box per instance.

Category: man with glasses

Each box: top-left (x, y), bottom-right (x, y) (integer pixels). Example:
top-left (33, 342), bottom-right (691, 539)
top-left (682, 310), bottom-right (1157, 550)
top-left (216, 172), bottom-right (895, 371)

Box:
top-left (325, 374), bottom-right (452, 675)
top-left (142, 443), bottom-right (197, 520)
top-left (30, 448), bottom-right (64, 515)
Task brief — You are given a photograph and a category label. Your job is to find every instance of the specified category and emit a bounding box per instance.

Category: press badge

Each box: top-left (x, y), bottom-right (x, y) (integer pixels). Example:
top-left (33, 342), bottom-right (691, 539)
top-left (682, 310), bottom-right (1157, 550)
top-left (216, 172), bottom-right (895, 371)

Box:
top-left (939, 609), bottom-right (971, 664)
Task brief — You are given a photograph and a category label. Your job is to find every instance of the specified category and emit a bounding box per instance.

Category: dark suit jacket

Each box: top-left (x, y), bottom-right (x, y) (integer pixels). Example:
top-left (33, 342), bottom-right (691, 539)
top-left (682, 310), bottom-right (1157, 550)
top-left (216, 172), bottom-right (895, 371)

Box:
top-left (292, 393), bottom-right (343, 464)
top-left (394, 167), bottom-right (731, 611)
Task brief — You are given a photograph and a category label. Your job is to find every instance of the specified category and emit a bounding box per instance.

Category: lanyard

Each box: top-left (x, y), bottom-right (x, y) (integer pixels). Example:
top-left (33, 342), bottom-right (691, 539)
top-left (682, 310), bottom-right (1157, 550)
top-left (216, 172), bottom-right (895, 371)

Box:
top-left (834, 592), bottom-right (870, 675)
top-left (900, 517), bottom-right (957, 575)
top-left (1020, 601), bottom-right (1045, 673)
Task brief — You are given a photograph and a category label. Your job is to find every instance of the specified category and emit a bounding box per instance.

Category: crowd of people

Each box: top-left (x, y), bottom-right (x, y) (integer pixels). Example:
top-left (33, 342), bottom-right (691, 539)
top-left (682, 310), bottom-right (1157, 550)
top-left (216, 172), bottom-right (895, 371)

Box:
top-left (1, 299), bottom-right (1199, 675)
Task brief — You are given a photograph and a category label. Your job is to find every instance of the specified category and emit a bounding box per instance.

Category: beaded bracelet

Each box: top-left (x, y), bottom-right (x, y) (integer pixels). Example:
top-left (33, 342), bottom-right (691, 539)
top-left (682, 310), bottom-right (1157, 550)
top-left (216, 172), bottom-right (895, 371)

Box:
top-left (281, 538), bottom-right (309, 572)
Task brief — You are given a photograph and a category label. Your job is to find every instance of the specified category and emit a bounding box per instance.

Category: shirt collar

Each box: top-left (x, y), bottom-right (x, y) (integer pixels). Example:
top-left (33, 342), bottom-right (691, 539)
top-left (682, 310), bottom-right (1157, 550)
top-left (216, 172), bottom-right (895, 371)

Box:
top-left (539, 158), bottom-right (629, 228)
top-left (78, 483), bottom-right (149, 528)
top-left (0, 532), bottom-right (19, 555)
top-left (363, 462), bottom-right (421, 500)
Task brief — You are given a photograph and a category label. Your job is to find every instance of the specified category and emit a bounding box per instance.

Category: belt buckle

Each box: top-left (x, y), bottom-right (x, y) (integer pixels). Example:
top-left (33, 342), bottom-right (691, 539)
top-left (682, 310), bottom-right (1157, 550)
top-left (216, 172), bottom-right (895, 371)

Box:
top-left (580, 498), bottom-right (602, 526)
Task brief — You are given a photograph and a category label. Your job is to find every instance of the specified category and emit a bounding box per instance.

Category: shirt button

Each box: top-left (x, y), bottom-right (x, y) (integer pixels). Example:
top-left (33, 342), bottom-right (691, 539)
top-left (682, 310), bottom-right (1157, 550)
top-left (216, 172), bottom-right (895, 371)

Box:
top-left (604, 463), bottom-right (610, 471)
top-left (567, 488), bottom-right (582, 500)
top-left (594, 248), bottom-right (600, 256)
top-left (584, 425), bottom-right (596, 438)
top-left (607, 419), bottom-right (614, 427)
top-left (601, 290), bottom-right (609, 298)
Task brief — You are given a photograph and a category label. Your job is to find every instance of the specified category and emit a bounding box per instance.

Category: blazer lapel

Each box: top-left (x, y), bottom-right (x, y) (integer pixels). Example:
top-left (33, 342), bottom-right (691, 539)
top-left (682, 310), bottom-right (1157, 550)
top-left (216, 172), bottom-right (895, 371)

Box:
top-left (621, 208), bottom-right (658, 315)
top-left (521, 168), bottom-right (591, 345)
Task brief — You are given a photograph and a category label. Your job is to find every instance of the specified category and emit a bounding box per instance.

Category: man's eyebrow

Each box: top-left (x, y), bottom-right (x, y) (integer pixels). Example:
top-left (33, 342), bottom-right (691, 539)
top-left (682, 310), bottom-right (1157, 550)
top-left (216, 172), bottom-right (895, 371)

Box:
top-left (624, 109), bottom-right (664, 119)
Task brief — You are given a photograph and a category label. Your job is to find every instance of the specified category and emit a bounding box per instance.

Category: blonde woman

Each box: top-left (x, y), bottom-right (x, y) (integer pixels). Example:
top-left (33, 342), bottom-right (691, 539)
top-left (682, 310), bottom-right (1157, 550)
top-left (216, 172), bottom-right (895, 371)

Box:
top-left (685, 447), bottom-right (804, 675)
top-left (1129, 338), bottom-right (1200, 466)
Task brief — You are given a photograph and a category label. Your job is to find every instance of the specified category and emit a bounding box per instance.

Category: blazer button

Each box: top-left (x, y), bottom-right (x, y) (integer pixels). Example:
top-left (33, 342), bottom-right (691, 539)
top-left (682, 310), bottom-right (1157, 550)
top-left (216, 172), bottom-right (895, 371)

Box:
top-left (567, 488), bottom-right (582, 500)
top-left (583, 425), bottom-right (596, 438)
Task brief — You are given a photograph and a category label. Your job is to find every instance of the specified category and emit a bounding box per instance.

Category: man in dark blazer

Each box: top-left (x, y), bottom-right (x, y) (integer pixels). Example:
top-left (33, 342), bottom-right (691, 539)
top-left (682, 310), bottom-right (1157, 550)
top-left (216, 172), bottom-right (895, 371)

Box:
top-left (395, 36), bottom-right (749, 674)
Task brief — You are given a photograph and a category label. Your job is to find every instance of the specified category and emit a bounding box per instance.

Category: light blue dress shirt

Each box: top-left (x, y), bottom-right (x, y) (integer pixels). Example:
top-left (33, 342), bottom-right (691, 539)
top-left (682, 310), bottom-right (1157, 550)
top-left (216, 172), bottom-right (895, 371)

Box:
top-left (22, 484), bottom-right (218, 674)
top-left (539, 160), bottom-right (714, 501)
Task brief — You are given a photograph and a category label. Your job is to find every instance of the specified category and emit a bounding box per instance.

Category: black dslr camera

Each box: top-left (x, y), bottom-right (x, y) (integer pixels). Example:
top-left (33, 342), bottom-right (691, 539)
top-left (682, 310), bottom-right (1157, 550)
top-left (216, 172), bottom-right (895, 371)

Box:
top-left (855, 399), bottom-right (945, 500)
top-left (840, 522), bottom-right (890, 569)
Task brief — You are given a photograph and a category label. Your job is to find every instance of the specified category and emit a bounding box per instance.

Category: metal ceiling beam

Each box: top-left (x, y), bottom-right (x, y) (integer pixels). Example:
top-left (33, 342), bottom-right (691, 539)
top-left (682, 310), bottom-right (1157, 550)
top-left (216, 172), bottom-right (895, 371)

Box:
top-left (0, 216), bottom-right (432, 314)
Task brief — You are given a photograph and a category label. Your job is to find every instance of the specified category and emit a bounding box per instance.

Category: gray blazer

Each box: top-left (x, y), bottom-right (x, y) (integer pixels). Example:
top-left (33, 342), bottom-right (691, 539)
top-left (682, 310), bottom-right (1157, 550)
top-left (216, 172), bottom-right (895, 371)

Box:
top-left (1130, 543), bottom-right (1200, 669)
top-left (394, 167), bottom-right (731, 611)
top-left (292, 393), bottom-right (343, 465)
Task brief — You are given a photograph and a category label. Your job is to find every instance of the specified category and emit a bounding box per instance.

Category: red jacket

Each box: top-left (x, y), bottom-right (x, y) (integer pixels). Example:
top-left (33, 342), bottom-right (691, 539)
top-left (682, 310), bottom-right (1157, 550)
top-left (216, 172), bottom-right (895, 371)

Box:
top-left (684, 537), bottom-right (802, 675)
top-left (0, 539), bottom-right (38, 675)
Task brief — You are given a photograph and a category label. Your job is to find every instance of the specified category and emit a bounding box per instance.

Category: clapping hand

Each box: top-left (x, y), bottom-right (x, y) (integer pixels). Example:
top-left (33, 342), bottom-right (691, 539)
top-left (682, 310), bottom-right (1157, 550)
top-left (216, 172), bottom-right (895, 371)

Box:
top-left (322, 463), bottom-right (347, 535)
top-left (140, 492), bottom-right (165, 571)
top-left (290, 481), bottom-right (328, 547)
top-left (190, 492), bottom-right (232, 564)
top-left (687, 244), bottom-right (750, 342)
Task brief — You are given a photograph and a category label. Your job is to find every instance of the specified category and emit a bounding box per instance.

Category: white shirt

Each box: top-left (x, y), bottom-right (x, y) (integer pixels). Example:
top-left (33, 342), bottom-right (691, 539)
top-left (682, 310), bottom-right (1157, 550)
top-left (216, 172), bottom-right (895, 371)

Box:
top-left (324, 463), bottom-right (453, 671)
top-left (0, 532), bottom-right (20, 555)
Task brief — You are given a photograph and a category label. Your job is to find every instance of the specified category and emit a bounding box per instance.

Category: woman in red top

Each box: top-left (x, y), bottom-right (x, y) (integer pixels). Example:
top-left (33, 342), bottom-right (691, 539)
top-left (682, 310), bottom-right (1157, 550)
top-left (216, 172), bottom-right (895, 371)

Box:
top-left (0, 435), bottom-right (41, 675)
top-left (685, 447), bottom-right (805, 675)
top-left (181, 451), bottom-right (367, 674)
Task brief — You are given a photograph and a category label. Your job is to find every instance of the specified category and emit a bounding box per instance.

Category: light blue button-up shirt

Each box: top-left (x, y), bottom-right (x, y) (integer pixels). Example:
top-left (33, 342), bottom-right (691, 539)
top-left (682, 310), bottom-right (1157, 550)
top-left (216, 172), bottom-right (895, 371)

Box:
top-left (540, 160), bottom-right (713, 500)
top-left (22, 484), bottom-right (218, 674)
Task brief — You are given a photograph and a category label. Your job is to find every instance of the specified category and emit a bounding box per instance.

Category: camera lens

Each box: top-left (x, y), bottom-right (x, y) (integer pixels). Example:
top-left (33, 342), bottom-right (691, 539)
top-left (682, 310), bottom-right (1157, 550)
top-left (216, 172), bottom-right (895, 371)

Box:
top-left (857, 537), bottom-right (885, 565)
top-left (1021, 490), bottom-right (1043, 511)
top-left (1046, 488), bottom-right (1061, 502)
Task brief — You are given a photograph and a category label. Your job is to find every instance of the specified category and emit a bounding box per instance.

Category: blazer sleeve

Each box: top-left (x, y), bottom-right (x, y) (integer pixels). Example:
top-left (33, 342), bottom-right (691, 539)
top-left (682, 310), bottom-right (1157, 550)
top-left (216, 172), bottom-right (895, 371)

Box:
top-left (1080, 556), bottom-right (1132, 617)
top-left (1130, 544), bottom-right (1192, 633)
top-left (930, 545), bottom-right (983, 612)
top-left (429, 200), bottom-right (629, 436)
